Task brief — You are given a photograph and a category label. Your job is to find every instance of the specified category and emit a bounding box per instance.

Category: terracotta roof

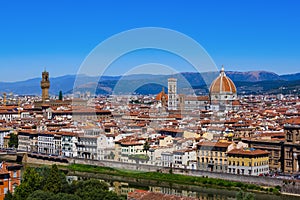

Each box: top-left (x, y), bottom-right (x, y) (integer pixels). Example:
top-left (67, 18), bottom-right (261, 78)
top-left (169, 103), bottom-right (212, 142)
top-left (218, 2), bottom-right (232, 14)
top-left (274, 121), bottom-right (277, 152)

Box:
top-left (228, 148), bottom-right (269, 156)
top-left (197, 141), bottom-right (231, 148)
top-left (284, 118), bottom-right (300, 125)
top-left (210, 68), bottom-right (236, 94)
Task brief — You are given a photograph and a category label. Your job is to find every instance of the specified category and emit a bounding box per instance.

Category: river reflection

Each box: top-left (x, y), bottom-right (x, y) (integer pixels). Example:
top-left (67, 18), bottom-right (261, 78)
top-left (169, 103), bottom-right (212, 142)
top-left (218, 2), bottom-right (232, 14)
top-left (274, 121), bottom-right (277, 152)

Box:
top-left (66, 172), bottom-right (300, 200)
top-left (18, 164), bottom-right (299, 200)
top-left (67, 175), bottom-right (231, 199)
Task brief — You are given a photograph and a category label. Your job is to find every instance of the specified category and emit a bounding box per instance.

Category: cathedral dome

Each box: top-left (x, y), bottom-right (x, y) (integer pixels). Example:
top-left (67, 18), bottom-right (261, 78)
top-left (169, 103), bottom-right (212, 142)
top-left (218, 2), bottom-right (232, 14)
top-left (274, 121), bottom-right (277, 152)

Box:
top-left (210, 67), bottom-right (236, 94)
top-left (155, 88), bottom-right (168, 101)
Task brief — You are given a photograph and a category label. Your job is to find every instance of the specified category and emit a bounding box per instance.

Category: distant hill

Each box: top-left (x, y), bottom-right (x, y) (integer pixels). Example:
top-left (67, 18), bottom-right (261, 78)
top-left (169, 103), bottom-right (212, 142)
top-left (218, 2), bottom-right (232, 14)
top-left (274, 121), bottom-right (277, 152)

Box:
top-left (279, 72), bottom-right (300, 81)
top-left (0, 70), bottom-right (300, 95)
top-left (226, 71), bottom-right (282, 82)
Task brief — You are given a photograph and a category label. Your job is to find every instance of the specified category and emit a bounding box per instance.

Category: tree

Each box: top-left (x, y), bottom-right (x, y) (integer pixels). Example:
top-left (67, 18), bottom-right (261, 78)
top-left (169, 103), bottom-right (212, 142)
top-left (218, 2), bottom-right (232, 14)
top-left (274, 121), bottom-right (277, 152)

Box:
top-left (236, 190), bottom-right (255, 200)
top-left (14, 167), bottom-right (42, 200)
top-left (43, 164), bottom-right (63, 193)
top-left (35, 166), bottom-right (51, 189)
top-left (128, 154), bottom-right (150, 170)
top-left (74, 179), bottom-right (122, 200)
top-left (27, 191), bottom-right (81, 200)
top-left (143, 140), bottom-right (150, 154)
top-left (11, 165), bottom-right (123, 200)
top-left (8, 133), bottom-right (18, 148)
top-left (36, 165), bottom-right (67, 191)
top-left (4, 191), bottom-right (13, 200)
top-left (59, 90), bottom-right (63, 101)
top-left (54, 193), bottom-right (81, 200)
top-left (27, 190), bottom-right (55, 200)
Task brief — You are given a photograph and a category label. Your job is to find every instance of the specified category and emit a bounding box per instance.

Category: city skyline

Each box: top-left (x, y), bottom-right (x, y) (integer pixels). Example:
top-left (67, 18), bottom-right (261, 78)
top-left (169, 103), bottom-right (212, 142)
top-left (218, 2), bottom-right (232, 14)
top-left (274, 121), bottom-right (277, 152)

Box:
top-left (0, 1), bottom-right (299, 82)
top-left (1, 1), bottom-right (300, 199)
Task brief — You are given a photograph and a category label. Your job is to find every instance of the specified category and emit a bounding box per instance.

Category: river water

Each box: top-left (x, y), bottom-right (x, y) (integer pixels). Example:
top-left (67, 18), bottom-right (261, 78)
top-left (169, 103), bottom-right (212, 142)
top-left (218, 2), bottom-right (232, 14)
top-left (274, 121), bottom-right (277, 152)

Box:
top-left (66, 171), bottom-right (300, 200)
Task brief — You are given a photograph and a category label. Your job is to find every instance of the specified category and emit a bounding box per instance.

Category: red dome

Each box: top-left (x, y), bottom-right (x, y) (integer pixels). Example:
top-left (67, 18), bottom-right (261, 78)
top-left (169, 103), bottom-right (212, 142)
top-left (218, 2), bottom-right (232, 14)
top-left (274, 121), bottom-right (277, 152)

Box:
top-left (210, 68), bottom-right (236, 94)
top-left (155, 88), bottom-right (168, 101)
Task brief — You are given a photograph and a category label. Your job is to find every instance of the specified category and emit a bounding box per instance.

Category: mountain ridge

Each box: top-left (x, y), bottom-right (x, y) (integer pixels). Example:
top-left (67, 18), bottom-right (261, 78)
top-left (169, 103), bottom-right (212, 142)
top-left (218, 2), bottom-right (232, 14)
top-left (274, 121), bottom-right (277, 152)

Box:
top-left (0, 70), bottom-right (299, 95)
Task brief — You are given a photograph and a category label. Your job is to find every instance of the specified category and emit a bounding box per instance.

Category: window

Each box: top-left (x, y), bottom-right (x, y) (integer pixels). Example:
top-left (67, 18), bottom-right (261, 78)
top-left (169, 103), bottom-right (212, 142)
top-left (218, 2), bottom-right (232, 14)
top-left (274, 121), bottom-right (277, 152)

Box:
top-left (287, 132), bottom-right (293, 141)
top-left (286, 151), bottom-right (292, 159)
top-left (13, 170), bottom-right (17, 178)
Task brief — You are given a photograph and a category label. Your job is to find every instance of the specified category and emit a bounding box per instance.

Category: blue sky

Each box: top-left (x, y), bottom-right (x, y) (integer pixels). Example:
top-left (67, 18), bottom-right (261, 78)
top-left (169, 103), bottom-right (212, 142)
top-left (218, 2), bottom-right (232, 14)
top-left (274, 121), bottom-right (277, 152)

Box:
top-left (0, 0), bottom-right (299, 81)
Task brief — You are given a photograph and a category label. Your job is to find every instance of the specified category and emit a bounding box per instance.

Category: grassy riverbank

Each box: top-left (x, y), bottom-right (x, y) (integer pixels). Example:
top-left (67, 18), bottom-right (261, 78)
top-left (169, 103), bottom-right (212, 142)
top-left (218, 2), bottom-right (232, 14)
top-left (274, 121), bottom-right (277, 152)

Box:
top-left (64, 163), bottom-right (281, 195)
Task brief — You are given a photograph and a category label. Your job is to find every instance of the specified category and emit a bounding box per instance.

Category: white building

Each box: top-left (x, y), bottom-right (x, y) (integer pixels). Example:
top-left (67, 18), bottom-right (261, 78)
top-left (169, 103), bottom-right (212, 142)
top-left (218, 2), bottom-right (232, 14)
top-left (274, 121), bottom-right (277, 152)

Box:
top-left (97, 134), bottom-right (116, 160)
top-left (38, 132), bottom-right (55, 155)
top-left (0, 129), bottom-right (11, 148)
top-left (61, 132), bottom-right (78, 157)
top-left (77, 135), bottom-right (98, 159)
top-left (173, 149), bottom-right (197, 169)
top-left (18, 130), bottom-right (38, 152)
top-left (161, 151), bottom-right (173, 167)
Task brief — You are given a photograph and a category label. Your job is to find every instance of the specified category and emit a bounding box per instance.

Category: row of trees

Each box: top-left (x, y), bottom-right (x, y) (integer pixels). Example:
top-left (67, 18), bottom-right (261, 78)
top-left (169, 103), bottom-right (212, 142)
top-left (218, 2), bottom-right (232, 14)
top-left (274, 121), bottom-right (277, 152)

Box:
top-left (5, 165), bottom-right (124, 200)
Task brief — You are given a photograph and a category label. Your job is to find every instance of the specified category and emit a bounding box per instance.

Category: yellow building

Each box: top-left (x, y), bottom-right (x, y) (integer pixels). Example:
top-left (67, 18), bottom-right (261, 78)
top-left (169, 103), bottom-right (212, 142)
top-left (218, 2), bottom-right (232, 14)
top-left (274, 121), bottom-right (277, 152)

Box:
top-left (197, 141), bottom-right (232, 172)
top-left (227, 148), bottom-right (269, 176)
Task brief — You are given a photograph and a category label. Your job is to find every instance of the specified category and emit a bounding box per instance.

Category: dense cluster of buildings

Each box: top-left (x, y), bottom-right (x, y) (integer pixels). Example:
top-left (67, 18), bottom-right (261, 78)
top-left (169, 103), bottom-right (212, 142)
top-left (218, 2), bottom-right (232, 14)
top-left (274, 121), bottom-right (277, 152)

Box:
top-left (0, 69), bottom-right (300, 180)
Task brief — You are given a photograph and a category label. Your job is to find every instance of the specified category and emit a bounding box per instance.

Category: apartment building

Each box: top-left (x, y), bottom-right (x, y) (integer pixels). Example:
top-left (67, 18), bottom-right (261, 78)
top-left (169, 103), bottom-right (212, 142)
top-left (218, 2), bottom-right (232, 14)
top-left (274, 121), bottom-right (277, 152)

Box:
top-left (61, 132), bottom-right (78, 157)
top-left (196, 141), bottom-right (231, 172)
top-left (227, 148), bottom-right (269, 176)
top-left (18, 130), bottom-right (38, 152)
